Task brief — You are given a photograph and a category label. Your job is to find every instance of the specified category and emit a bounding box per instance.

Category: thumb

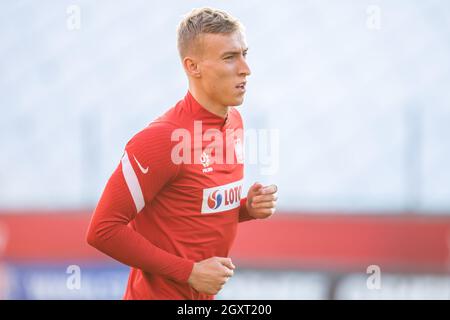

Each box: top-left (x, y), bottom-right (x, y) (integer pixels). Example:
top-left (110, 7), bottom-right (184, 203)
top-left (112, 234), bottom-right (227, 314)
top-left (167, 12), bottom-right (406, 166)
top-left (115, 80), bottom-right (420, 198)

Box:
top-left (249, 182), bottom-right (263, 196)
top-left (218, 257), bottom-right (235, 270)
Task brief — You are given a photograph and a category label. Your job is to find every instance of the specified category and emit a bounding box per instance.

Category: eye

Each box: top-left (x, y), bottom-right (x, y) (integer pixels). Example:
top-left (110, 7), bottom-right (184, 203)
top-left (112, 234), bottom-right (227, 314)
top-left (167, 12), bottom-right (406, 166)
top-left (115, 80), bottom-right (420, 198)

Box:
top-left (224, 56), bottom-right (233, 60)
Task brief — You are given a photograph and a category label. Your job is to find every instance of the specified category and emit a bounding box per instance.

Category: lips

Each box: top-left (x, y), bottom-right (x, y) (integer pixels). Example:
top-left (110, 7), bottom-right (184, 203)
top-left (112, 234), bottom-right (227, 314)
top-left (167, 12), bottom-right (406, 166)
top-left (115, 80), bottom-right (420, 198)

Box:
top-left (236, 82), bottom-right (247, 91)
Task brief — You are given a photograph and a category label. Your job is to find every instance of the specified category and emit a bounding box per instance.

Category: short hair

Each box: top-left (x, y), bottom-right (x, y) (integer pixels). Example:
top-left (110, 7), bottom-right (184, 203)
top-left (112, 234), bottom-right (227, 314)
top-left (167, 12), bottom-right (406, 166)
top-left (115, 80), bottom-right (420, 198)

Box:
top-left (177, 7), bottom-right (244, 59)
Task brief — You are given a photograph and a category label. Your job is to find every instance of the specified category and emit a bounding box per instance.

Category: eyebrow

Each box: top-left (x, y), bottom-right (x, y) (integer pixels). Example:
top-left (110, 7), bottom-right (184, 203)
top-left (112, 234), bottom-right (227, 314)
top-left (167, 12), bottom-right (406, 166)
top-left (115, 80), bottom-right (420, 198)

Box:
top-left (221, 48), bottom-right (249, 57)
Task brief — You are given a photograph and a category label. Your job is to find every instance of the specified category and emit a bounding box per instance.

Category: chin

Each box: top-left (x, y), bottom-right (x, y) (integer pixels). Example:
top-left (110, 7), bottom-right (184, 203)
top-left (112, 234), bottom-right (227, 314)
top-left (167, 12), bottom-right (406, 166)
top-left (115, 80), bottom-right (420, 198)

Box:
top-left (228, 97), bottom-right (245, 107)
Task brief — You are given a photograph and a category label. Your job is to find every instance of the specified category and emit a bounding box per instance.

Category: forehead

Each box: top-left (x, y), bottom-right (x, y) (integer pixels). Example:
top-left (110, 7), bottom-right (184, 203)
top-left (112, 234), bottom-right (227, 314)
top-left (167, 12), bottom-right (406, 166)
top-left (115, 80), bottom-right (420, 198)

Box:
top-left (199, 31), bottom-right (247, 56)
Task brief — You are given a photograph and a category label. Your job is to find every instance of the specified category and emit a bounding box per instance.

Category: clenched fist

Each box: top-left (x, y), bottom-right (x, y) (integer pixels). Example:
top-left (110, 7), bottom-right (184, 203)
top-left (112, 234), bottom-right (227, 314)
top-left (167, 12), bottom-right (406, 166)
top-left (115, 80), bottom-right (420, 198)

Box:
top-left (187, 256), bottom-right (235, 295)
top-left (246, 182), bottom-right (278, 219)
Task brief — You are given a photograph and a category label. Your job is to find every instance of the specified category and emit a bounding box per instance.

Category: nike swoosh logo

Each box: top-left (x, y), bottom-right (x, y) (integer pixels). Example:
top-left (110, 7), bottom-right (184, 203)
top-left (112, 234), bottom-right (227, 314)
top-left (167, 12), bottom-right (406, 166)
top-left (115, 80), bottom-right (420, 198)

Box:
top-left (133, 155), bottom-right (149, 174)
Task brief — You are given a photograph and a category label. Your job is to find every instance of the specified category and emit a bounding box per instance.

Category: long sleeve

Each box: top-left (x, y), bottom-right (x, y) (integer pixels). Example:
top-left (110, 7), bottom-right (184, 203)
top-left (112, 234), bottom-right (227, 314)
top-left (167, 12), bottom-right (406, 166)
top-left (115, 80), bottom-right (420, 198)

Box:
top-left (86, 122), bottom-right (194, 283)
top-left (238, 197), bottom-right (255, 223)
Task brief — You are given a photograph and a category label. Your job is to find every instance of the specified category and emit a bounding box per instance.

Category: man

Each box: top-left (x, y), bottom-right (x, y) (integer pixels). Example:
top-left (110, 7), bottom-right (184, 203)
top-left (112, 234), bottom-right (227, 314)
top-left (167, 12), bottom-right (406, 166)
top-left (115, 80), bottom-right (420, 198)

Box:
top-left (86, 7), bottom-right (278, 300)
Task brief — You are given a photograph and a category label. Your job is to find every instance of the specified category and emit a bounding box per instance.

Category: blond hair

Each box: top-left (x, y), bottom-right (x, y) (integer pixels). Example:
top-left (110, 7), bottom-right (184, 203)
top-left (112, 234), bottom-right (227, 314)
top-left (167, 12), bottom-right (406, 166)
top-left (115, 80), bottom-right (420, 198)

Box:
top-left (177, 7), bottom-right (244, 58)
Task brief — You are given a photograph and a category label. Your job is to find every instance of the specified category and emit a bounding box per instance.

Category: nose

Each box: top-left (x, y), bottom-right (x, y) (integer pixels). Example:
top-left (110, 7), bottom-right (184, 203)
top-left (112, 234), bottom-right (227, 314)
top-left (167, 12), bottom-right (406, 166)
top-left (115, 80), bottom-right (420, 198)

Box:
top-left (239, 56), bottom-right (251, 77)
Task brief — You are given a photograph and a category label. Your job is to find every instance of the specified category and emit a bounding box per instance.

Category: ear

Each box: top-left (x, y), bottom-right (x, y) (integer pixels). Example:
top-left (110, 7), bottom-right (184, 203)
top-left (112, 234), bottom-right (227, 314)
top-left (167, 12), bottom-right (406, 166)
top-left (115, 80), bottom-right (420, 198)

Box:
top-left (183, 56), bottom-right (201, 78)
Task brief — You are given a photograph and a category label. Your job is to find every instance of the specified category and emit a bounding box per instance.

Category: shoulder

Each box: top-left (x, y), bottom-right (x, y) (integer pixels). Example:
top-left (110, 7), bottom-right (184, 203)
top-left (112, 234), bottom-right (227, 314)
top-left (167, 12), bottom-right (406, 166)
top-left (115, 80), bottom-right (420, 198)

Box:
top-left (122, 120), bottom-right (180, 174)
top-left (127, 100), bottom-right (188, 148)
top-left (126, 121), bottom-right (178, 152)
top-left (125, 103), bottom-right (184, 159)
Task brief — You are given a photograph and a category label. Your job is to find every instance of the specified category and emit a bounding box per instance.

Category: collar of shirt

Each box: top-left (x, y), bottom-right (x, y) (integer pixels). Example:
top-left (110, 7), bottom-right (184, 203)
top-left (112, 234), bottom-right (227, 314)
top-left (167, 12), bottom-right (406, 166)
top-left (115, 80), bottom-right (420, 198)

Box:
top-left (184, 91), bottom-right (230, 129)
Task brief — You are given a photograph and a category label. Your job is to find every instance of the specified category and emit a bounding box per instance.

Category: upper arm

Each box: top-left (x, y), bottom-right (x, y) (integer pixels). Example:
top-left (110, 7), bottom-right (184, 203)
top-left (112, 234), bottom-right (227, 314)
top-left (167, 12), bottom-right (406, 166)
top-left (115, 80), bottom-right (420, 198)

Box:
top-left (122, 122), bottom-right (180, 213)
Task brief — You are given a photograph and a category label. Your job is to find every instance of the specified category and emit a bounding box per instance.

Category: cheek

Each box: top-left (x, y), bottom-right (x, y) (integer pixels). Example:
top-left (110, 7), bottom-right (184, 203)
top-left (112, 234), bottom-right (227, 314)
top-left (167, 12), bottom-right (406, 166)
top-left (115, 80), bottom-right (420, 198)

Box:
top-left (218, 67), bottom-right (238, 89)
top-left (207, 68), bottom-right (232, 90)
top-left (202, 63), bottom-right (238, 98)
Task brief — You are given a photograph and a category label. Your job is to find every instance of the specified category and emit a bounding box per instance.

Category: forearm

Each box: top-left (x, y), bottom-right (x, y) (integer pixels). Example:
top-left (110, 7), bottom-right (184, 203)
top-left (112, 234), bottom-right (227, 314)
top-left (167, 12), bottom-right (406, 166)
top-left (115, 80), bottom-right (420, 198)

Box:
top-left (87, 217), bottom-right (193, 283)
top-left (86, 161), bottom-right (193, 283)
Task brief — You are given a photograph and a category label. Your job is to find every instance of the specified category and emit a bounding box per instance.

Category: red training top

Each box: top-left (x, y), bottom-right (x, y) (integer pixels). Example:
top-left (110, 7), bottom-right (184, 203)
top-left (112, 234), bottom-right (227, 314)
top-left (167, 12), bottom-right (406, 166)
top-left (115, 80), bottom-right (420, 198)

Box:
top-left (86, 91), bottom-right (254, 299)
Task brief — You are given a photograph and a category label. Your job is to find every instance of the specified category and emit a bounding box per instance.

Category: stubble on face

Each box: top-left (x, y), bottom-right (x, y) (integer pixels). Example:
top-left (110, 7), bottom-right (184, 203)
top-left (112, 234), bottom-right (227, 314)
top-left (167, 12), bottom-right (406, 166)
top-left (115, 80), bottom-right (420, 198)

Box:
top-left (197, 31), bottom-right (250, 109)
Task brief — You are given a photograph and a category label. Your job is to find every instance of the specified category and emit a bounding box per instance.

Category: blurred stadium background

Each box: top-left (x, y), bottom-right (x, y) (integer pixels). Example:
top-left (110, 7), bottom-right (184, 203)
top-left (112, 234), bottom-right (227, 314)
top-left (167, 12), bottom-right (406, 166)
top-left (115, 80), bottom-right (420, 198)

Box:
top-left (1, 0), bottom-right (450, 299)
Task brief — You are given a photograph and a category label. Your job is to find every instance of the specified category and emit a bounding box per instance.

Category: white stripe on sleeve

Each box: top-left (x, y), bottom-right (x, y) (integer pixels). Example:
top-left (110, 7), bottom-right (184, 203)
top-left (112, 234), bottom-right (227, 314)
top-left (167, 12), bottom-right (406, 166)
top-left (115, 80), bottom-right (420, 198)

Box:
top-left (121, 151), bottom-right (145, 213)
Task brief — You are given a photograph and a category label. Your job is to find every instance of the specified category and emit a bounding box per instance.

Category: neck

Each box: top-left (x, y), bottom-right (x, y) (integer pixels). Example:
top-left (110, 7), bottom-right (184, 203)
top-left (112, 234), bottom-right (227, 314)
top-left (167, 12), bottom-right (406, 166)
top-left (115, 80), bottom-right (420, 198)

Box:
top-left (189, 85), bottom-right (229, 119)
